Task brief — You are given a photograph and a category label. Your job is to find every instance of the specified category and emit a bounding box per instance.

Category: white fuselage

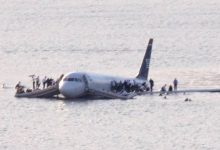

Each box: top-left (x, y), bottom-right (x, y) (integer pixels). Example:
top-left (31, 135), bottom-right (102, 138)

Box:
top-left (59, 72), bottom-right (147, 98)
top-left (59, 39), bottom-right (153, 99)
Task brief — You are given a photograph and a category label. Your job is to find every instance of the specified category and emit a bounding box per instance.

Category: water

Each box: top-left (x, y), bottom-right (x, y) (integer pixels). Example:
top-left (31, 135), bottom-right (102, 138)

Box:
top-left (0, 0), bottom-right (220, 149)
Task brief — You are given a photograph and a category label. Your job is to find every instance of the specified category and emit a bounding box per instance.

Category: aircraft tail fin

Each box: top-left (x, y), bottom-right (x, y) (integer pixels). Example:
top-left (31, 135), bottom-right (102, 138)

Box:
top-left (136, 38), bottom-right (153, 80)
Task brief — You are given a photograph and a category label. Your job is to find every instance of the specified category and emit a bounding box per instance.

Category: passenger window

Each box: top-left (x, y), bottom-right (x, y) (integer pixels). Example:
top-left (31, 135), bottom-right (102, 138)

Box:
top-left (64, 77), bottom-right (82, 82)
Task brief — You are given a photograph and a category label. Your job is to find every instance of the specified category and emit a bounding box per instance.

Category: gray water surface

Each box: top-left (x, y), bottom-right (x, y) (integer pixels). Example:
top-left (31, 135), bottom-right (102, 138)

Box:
top-left (0, 0), bottom-right (220, 149)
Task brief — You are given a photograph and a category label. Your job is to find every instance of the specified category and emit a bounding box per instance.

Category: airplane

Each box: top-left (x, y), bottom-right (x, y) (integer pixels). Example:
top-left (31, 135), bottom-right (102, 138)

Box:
top-left (58, 39), bottom-right (154, 99)
top-left (14, 38), bottom-right (220, 99)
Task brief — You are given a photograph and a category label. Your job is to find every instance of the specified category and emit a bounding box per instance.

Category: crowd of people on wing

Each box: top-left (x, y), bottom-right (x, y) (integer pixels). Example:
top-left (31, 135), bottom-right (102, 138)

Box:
top-left (110, 77), bottom-right (179, 96)
top-left (160, 78), bottom-right (178, 95)
top-left (110, 79), bottom-right (150, 94)
top-left (15, 75), bottom-right (56, 94)
top-left (32, 76), bottom-right (56, 90)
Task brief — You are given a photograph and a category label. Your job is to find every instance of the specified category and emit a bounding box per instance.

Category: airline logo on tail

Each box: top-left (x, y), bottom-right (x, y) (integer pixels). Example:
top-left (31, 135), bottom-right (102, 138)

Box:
top-left (145, 59), bottom-right (150, 69)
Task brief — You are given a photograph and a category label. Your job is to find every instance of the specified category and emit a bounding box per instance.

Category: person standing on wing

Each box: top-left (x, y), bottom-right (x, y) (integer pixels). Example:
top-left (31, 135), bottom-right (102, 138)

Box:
top-left (149, 78), bottom-right (154, 92)
top-left (32, 76), bottom-right (36, 90)
top-left (173, 78), bottom-right (178, 91)
top-left (36, 76), bottom-right (40, 89)
top-left (42, 76), bottom-right (47, 89)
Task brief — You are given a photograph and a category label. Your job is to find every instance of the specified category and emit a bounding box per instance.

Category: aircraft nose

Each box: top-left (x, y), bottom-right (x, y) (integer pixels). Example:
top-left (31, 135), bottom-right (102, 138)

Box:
top-left (58, 80), bottom-right (85, 98)
top-left (59, 82), bottom-right (70, 96)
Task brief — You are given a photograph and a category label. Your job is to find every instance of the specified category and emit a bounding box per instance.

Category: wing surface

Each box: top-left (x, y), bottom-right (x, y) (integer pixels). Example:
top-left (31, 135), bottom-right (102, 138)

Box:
top-left (88, 88), bottom-right (137, 100)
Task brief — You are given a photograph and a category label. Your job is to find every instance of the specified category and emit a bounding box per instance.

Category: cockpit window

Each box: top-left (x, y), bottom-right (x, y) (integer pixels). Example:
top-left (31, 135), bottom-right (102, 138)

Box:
top-left (64, 77), bottom-right (82, 82)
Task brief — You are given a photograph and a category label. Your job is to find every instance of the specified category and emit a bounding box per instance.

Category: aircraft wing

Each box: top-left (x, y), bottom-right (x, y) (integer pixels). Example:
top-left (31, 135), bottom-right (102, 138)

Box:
top-left (140, 88), bottom-right (220, 96)
top-left (88, 88), bottom-right (137, 100)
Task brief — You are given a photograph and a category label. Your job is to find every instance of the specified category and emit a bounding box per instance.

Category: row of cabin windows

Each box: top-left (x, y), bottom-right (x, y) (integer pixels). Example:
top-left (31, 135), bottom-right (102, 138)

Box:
top-left (64, 77), bottom-right (82, 82)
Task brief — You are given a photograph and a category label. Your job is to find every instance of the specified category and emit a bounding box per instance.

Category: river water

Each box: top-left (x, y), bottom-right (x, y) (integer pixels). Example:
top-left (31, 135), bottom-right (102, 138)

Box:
top-left (0, 0), bottom-right (220, 149)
